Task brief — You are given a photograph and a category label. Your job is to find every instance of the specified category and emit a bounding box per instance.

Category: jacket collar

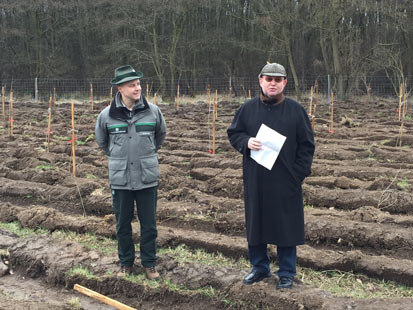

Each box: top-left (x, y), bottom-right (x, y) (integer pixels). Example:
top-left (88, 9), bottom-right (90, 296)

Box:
top-left (109, 92), bottom-right (149, 121)
top-left (260, 90), bottom-right (285, 106)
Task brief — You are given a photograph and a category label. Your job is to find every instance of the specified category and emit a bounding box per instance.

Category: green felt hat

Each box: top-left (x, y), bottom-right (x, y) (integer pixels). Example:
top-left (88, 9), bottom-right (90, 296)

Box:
top-left (110, 65), bottom-right (143, 85)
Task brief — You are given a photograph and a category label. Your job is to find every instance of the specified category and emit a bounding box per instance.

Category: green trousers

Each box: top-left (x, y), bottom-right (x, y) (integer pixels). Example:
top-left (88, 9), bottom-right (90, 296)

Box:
top-left (111, 186), bottom-right (158, 267)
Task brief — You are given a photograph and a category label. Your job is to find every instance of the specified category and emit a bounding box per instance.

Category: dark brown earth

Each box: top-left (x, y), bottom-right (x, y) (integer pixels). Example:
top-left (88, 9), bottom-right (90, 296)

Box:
top-left (0, 95), bottom-right (412, 309)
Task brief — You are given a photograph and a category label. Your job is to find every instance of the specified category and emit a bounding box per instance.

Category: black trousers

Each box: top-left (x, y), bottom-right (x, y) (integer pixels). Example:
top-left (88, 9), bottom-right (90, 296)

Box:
top-left (112, 186), bottom-right (158, 267)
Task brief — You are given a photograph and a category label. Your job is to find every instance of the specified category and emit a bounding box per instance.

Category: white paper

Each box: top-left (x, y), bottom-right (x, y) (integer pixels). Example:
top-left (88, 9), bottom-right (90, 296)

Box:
top-left (250, 124), bottom-right (286, 170)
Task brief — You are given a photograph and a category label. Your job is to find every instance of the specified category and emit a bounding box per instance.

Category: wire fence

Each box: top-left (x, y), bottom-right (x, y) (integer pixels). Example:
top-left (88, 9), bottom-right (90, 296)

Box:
top-left (0, 75), bottom-right (411, 102)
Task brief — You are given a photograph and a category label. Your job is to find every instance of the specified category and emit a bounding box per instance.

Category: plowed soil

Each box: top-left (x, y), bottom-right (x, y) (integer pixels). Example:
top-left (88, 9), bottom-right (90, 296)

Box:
top-left (0, 95), bottom-right (412, 309)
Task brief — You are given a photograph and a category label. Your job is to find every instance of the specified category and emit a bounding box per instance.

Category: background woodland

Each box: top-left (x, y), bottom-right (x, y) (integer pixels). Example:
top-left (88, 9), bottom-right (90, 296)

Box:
top-left (1, 0), bottom-right (412, 98)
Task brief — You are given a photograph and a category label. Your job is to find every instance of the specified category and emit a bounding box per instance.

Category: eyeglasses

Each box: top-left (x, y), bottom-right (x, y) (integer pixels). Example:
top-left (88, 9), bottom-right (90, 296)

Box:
top-left (263, 76), bottom-right (284, 83)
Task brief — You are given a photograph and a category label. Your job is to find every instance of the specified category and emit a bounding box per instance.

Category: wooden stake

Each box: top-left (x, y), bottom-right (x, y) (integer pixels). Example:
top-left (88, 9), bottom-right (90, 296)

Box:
top-left (402, 81), bottom-right (407, 118)
top-left (46, 96), bottom-right (52, 152)
top-left (207, 86), bottom-right (211, 152)
top-left (176, 84), bottom-right (180, 110)
top-left (312, 81), bottom-right (318, 132)
top-left (71, 102), bottom-right (76, 177)
top-left (212, 94), bottom-right (217, 154)
top-left (214, 89), bottom-right (218, 119)
top-left (9, 91), bottom-right (14, 136)
top-left (74, 284), bottom-right (136, 310)
top-left (90, 83), bottom-right (94, 111)
top-left (146, 83), bottom-right (149, 98)
top-left (397, 83), bottom-right (408, 147)
top-left (248, 89), bottom-right (251, 99)
top-left (329, 91), bottom-right (334, 133)
top-left (53, 88), bottom-right (56, 106)
top-left (153, 93), bottom-right (157, 105)
top-left (398, 83), bottom-right (403, 121)
top-left (229, 77), bottom-right (232, 104)
top-left (1, 86), bottom-right (5, 124)
top-left (309, 86), bottom-right (314, 116)
top-left (109, 86), bottom-right (113, 104)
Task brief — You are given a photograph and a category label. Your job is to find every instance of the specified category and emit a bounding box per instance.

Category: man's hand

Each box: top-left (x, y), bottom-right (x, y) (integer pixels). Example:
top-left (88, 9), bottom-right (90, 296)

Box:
top-left (248, 137), bottom-right (262, 150)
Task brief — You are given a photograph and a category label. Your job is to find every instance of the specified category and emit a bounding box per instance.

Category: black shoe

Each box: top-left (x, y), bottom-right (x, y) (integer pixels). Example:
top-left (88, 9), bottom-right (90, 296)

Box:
top-left (243, 271), bottom-right (271, 285)
top-left (276, 276), bottom-right (293, 289)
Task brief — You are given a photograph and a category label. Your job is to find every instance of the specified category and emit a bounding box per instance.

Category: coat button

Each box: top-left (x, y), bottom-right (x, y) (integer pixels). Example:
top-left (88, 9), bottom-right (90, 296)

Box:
top-left (131, 162), bottom-right (133, 165)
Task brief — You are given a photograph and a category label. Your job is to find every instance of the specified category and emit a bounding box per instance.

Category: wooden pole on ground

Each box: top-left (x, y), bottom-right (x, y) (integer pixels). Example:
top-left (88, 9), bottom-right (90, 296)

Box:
top-left (176, 84), bottom-right (180, 110)
top-left (146, 84), bottom-right (149, 98)
top-left (153, 93), bottom-right (157, 105)
top-left (71, 102), bottom-right (76, 177)
top-left (74, 284), bottom-right (136, 310)
top-left (53, 88), bottom-right (56, 106)
top-left (90, 83), bottom-right (94, 111)
top-left (9, 91), bottom-right (14, 136)
top-left (109, 86), bottom-right (113, 105)
top-left (248, 89), bottom-right (251, 99)
top-left (46, 96), bottom-right (52, 152)
top-left (329, 91), bottom-right (334, 133)
top-left (1, 86), bottom-right (5, 125)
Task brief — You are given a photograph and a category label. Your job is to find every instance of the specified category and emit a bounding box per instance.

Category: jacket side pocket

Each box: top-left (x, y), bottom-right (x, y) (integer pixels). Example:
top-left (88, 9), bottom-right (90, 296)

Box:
top-left (108, 158), bottom-right (128, 185)
top-left (140, 155), bottom-right (159, 184)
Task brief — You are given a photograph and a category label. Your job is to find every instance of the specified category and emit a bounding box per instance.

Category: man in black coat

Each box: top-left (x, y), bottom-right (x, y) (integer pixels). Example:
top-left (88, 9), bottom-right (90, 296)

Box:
top-left (227, 63), bottom-right (315, 289)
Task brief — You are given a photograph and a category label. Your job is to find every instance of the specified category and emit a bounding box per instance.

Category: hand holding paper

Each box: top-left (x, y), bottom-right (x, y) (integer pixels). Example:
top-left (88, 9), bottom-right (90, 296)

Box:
top-left (250, 124), bottom-right (286, 170)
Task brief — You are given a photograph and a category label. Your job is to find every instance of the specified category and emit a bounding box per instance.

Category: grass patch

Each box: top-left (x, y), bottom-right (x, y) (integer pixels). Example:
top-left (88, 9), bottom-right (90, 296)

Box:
top-left (51, 230), bottom-right (117, 256)
top-left (85, 133), bottom-right (95, 143)
top-left (66, 266), bottom-right (98, 280)
top-left (0, 221), bottom-right (48, 238)
top-left (35, 164), bottom-right (56, 171)
top-left (298, 267), bottom-right (413, 298)
top-left (65, 297), bottom-right (82, 310)
top-left (53, 135), bottom-right (70, 141)
top-left (396, 178), bottom-right (410, 190)
top-left (125, 273), bottom-right (161, 289)
top-left (159, 244), bottom-right (249, 270)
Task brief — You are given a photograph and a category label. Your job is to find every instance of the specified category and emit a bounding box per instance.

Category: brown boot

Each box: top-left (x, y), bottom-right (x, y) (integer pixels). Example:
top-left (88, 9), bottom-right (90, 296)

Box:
top-left (117, 265), bottom-right (133, 277)
top-left (144, 266), bottom-right (159, 280)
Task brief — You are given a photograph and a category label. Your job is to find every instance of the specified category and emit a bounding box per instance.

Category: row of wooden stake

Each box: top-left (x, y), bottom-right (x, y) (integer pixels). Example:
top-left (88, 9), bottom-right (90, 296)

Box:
top-left (1, 82), bottom-right (409, 165)
top-left (1, 86), bottom-right (77, 177)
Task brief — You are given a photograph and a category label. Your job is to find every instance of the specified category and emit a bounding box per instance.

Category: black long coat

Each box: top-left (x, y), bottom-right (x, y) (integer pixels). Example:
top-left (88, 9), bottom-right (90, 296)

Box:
top-left (227, 97), bottom-right (315, 246)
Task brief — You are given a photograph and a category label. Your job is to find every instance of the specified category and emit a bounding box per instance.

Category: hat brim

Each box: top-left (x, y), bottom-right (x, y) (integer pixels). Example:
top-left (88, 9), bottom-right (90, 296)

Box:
top-left (110, 72), bottom-right (144, 85)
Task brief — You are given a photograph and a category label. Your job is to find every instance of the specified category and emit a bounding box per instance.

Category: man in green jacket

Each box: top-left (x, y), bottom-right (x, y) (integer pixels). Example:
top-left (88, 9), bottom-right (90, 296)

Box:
top-left (95, 65), bottom-right (166, 279)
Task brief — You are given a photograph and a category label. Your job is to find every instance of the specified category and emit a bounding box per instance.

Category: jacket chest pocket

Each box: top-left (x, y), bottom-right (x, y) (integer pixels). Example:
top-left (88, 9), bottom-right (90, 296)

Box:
top-left (108, 124), bottom-right (129, 157)
top-left (135, 122), bottom-right (156, 152)
top-left (137, 131), bottom-right (156, 153)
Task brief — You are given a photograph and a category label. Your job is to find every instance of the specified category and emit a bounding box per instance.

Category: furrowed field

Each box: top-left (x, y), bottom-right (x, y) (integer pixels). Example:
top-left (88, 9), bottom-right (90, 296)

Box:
top-left (0, 94), bottom-right (412, 309)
